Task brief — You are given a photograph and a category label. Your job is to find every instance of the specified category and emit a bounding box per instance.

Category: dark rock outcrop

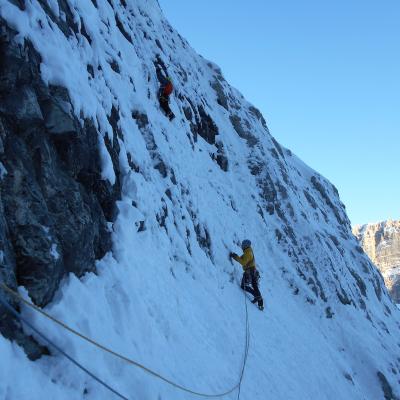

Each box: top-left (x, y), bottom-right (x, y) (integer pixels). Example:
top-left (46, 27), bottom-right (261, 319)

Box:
top-left (0, 23), bottom-right (120, 357)
top-left (184, 97), bottom-right (219, 145)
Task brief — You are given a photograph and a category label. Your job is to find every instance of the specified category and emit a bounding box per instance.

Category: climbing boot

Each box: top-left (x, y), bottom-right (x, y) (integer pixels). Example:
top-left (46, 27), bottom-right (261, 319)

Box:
top-left (257, 297), bottom-right (264, 311)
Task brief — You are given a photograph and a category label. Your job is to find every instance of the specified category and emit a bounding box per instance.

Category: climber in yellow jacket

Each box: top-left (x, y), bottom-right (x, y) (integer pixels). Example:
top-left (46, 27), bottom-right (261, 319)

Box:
top-left (230, 239), bottom-right (264, 310)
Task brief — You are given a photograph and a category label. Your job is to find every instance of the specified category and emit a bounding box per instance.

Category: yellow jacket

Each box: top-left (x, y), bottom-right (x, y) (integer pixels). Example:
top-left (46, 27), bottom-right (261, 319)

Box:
top-left (233, 247), bottom-right (256, 270)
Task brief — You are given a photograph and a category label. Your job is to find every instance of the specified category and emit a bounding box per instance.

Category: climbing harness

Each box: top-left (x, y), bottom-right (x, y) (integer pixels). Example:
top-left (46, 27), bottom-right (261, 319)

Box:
top-left (0, 282), bottom-right (250, 399)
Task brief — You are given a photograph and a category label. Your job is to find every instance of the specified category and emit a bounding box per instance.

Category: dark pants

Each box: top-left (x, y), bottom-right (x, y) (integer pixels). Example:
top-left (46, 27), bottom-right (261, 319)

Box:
top-left (159, 96), bottom-right (174, 120)
top-left (241, 268), bottom-right (263, 307)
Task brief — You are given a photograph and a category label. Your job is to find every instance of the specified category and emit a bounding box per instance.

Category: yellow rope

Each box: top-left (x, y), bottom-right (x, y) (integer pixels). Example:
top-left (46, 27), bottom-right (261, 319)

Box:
top-left (0, 282), bottom-right (248, 398)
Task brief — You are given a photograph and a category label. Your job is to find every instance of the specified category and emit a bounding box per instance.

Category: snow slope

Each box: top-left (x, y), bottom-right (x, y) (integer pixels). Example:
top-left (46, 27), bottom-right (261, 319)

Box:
top-left (1, 0), bottom-right (400, 399)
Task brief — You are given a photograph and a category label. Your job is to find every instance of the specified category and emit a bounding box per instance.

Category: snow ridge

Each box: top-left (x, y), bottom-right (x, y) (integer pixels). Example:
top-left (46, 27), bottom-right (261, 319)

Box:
top-left (1, 1), bottom-right (400, 399)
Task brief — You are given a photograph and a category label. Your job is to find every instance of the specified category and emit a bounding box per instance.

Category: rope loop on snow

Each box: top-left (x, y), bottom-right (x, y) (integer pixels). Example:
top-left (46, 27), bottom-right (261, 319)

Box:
top-left (0, 282), bottom-right (250, 399)
top-left (0, 294), bottom-right (129, 400)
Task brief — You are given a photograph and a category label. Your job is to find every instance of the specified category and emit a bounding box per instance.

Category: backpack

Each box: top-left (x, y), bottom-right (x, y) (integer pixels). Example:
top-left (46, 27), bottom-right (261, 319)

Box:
top-left (163, 81), bottom-right (173, 96)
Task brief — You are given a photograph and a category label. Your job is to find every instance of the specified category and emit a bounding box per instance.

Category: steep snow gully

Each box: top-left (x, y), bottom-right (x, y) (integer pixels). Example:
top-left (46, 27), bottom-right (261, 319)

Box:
top-left (0, 1), bottom-right (400, 399)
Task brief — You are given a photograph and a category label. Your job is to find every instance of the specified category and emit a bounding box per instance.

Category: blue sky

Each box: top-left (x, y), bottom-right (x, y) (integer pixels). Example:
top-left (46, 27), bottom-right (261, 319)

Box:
top-left (159, 0), bottom-right (400, 226)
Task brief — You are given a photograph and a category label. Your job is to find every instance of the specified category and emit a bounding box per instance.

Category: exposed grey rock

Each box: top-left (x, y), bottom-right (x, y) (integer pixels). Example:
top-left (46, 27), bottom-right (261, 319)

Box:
top-left (303, 189), bottom-right (317, 209)
top-left (215, 144), bottom-right (228, 172)
top-left (116, 14), bottom-right (133, 44)
top-left (311, 175), bottom-right (346, 228)
top-left (209, 141), bottom-right (228, 172)
top-left (132, 109), bottom-right (169, 178)
top-left (211, 78), bottom-right (229, 110)
top-left (184, 99), bottom-right (219, 145)
top-left (248, 105), bottom-right (268, 130)
top-left (230, 114), bottom-right (259, 147)
top-left (0, 22), bottom-right (119, 358)
top-left (5, 0), bottom-right (24, 10)
top-left (0, 85), bottom-right (43, 125)
top-left (0, 175), bottom-right (50, 360)
top-left (377, 371), bottom-right (398, 400)
top-left (132, 110), bottom-right (149, 129)
top-left (41, 86), bottom-right (76, 134)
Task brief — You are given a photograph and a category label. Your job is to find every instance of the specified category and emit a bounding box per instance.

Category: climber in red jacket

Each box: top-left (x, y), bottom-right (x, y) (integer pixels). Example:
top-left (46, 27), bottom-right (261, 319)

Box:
top-left (158, 76), bottom-right (175, 120)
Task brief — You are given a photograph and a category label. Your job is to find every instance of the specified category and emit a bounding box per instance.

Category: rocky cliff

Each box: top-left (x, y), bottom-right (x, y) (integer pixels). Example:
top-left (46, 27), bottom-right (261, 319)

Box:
top-left (0, 1), bottom-right (399, 399)
top-left (0, 12), bottom-right (120, 358)
top-left (353, 220), bottom-right (400, 303)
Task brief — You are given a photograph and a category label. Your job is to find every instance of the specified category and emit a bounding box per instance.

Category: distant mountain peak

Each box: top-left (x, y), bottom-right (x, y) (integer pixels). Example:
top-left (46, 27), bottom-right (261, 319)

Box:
top-left (353, 220), bottom-right (400, 303)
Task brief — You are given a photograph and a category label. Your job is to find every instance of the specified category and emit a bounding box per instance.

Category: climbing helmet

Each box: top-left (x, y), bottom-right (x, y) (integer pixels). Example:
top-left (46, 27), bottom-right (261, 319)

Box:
top-left (241, 239), bottom-right (251, 249)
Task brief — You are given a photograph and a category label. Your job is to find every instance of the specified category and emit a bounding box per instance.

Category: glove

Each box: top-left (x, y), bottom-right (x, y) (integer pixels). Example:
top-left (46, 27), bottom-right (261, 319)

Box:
top-left (229, 252), bottom-right (238, 259)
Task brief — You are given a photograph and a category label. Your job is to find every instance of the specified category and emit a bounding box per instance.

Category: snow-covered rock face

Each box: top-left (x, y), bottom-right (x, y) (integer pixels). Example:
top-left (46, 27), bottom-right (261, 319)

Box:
top-left (1, 1), bottom-right (400, 399)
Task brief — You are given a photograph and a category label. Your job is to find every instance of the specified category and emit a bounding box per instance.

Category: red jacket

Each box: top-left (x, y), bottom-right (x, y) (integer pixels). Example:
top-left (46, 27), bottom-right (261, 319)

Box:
top-left (162, 81), bottom-right (173, 97)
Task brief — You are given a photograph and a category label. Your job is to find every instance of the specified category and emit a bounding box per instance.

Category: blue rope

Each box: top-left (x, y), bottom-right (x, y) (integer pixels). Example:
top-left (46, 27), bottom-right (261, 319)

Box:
top-left (0, 297), bottom-right (129, 400)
